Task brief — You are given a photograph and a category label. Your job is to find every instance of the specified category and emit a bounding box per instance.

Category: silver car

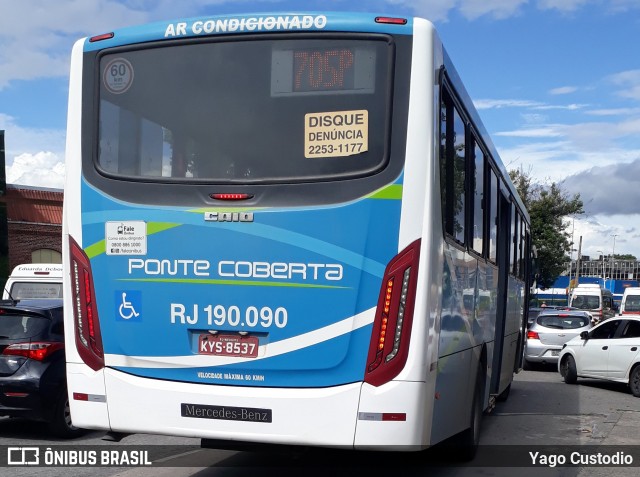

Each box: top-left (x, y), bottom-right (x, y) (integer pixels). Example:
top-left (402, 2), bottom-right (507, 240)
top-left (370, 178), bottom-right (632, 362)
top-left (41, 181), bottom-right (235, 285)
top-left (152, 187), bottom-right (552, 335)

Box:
top-left (524, 310), bottom-right (593, 368)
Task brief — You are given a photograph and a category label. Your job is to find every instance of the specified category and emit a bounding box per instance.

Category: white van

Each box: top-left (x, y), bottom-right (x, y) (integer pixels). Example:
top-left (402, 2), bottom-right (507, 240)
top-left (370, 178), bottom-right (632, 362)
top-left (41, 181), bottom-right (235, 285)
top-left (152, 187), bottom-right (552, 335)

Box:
top-left (2, 263), bottom-right (64, 300)
top-left (619, 286), bottom-right (640, 315)
top-left (569, 283), bottom-right (615, 322)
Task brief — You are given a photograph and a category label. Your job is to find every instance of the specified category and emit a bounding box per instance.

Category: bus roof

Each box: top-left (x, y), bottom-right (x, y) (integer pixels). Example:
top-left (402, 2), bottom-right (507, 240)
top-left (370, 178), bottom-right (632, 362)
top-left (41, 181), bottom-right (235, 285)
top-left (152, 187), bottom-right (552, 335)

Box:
top-left (83, 12), bottom-right (416, 51)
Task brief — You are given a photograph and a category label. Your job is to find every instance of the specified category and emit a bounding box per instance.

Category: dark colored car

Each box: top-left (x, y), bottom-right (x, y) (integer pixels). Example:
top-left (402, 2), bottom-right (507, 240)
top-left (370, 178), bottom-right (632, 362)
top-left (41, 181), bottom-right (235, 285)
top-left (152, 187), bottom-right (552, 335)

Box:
top-left (0, 298), bottom-right (83, 437)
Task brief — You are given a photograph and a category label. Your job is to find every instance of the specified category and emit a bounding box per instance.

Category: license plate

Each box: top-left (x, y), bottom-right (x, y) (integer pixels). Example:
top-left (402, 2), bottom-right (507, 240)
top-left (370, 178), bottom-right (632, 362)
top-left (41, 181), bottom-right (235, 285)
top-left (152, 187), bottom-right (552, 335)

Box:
top-left (551, 349), bottom-right (560, 356)
top-left (198, 334), bottom-right (259, 358)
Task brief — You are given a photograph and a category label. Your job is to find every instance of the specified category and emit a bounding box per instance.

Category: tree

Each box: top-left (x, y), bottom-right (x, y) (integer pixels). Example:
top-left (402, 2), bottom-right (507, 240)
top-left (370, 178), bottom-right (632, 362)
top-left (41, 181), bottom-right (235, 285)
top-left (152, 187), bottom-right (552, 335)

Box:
top-left (509, 168), bottom-right (584, 289)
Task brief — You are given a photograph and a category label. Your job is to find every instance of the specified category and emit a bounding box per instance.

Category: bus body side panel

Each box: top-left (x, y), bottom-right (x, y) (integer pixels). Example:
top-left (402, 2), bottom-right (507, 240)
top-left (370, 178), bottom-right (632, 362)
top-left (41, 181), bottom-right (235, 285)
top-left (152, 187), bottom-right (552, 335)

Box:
top-left (430, 246), bottom-right (488, 445)
top-left (63, 39), bottom-right (89, 369)
top-left (498, 275), bottom-right (525, 393)
top-left (356, 18), bottom-right (440, 448)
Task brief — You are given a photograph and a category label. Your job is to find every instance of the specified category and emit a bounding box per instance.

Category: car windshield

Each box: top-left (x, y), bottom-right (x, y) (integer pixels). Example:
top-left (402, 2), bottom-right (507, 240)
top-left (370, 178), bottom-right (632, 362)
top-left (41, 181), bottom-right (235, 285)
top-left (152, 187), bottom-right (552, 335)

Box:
top-left (9, 282), bottom-right (63, 299)
top-left (537, 314), bottom-right (589, 329)
top-left (0, 313), bottom-right (49, 339)
top-left (625, 296), bottom-right (640, 312)
top-left (571, 295), bottom-right (600, 310)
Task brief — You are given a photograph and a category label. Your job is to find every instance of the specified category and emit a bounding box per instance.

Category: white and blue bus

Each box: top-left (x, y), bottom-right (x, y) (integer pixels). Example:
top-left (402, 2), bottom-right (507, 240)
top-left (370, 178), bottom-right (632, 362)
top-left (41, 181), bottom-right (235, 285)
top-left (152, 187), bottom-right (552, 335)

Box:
top-left (62, 11), bottom-right (531, 454)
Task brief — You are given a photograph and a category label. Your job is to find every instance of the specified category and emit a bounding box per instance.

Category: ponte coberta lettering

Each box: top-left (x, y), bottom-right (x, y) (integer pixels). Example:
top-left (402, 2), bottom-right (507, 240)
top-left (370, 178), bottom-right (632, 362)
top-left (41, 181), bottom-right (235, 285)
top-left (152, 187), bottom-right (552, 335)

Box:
top-left (128, 258), bottom-right (343, 281)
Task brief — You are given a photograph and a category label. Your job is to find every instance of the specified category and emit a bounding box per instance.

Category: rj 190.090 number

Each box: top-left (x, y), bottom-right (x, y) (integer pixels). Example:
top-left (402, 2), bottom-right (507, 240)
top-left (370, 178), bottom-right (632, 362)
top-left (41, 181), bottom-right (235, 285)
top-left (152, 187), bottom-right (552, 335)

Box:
top-left (171, 303), bottom-right (288, 329)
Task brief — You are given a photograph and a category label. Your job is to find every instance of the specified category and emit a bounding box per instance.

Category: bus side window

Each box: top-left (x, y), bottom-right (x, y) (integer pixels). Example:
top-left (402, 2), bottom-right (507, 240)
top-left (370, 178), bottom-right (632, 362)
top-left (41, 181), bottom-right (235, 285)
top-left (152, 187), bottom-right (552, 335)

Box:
top-left (440, 87), bottom-right (467, 246)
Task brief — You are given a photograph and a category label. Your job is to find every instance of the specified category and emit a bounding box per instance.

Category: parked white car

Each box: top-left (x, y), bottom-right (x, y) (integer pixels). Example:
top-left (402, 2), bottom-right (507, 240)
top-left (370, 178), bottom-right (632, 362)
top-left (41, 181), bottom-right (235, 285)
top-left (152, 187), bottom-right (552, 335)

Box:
top-left (558, 316), bottom-right (640, 397)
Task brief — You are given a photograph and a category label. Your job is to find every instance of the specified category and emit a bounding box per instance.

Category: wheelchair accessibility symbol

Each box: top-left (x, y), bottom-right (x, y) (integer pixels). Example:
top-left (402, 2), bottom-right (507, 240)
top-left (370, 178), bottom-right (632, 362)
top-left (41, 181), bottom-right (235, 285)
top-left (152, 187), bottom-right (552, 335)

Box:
top-left (115, 290), bottom-right (142, 321)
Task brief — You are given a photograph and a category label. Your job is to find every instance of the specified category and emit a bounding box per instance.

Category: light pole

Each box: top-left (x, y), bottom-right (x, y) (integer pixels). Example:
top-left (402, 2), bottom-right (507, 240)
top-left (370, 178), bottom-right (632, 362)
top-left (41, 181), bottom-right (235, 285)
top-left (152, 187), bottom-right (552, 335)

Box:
top-left (611, 234), bottom-right (618, 280)
top-left (597, 250), bottom-right (605, 286)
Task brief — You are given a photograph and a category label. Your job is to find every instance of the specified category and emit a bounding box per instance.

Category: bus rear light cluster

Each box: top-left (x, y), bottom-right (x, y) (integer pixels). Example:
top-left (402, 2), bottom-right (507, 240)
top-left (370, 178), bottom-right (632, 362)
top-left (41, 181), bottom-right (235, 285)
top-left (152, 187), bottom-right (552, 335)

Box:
top-left (365, 240), bottom-right (420, 386)
top-left (69, 237), bottom-right (104, 371)
top-left (210, 193), bottom-right (254, 200)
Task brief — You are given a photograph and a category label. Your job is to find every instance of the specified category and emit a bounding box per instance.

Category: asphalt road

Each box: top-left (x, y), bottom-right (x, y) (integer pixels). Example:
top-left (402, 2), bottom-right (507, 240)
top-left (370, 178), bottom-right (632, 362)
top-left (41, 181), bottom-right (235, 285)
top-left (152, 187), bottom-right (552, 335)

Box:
top-left (1, 366), bottom-right (639, 477)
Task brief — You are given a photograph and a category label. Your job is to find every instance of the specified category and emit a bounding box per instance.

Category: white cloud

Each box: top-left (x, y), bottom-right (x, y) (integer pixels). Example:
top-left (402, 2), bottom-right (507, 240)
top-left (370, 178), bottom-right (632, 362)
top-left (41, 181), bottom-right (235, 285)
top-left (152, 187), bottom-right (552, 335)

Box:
top-left (474, 99), bottom-right (543, 110)
top-left (1, 113), bottom-right (66, 188)
top-left (607, 69), bottom-right (640, 101)
top-left (0, 113), bottom-right (65, 159)
top-left (385, 0), bottom-right (457, 22)
top-left (0, 0), bottom-right (150, 89)
top-left (458, 0), bottom-right (528, 20)
top-left (495, 127), bottom-right (566, 138)
top-left (587, 107), bottom-right (640, 116)
top-left (532, 103), bottom-right (586, 111)
top-left (474, 98), bottom-right (585, 111)
top-left (536, 0), bottom-right (591, 12)
top-left (571, 214), bottom-right (640, 260)
top-left (6, 152), bottom-right (65, 189)
top-left (549, 86), bottom-right (578, 95)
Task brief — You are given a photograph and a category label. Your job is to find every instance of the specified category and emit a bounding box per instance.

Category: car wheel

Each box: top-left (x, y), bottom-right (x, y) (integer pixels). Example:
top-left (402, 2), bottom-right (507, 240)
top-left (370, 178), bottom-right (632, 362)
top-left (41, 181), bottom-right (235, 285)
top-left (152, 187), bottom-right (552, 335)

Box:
top-left (50, 390), bottom-right (85, 438)
top-left (561, 355), bottom-right (578, 385)
top-left (630, 366), bottom-right (640, 398)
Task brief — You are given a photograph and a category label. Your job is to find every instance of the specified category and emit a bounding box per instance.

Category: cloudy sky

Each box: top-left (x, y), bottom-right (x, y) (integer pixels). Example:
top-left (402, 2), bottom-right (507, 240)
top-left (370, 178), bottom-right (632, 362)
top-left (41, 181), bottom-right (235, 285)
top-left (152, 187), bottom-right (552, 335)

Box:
top-left (1, 0), bottom-right (640, 259)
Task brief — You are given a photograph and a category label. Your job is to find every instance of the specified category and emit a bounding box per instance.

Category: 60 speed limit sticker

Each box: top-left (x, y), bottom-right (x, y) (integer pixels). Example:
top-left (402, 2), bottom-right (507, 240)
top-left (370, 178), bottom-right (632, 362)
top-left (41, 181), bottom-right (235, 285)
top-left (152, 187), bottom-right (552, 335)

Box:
top-left (103, 58), bottom-right (134, 94)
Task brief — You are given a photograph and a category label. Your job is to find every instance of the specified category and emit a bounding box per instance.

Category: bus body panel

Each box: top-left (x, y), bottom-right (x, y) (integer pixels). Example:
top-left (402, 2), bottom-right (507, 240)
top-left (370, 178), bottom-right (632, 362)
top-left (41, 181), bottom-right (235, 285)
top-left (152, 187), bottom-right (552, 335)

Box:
top-left (78, 179), bottom-right (400, 388)
top-left (386, 18), bottom-right (438, 387)
top-left (62, 38), bottom-right (86, 368)
top-left (355, 381), bottom-right (427, 449)
top-left (103, 368), bottom-right (361, 446)
top-left (66, 362), bottom-right (110, 430)
top-left (83, 12), bottom-right (415, 52)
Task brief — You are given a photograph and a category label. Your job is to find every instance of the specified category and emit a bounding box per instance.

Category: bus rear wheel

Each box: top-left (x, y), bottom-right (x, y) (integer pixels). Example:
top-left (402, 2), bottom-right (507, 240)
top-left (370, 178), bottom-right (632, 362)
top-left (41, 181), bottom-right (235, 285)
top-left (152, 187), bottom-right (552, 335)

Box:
top-left (450, 368), bottom-right (484, 462)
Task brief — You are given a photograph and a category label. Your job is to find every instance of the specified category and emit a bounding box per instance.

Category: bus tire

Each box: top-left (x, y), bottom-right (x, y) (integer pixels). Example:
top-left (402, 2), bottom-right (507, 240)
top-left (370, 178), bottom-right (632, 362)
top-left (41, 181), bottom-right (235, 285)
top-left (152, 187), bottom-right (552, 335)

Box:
top-left (561, 355), bottom-right (578, 385)
top-left (454, 368), bottom-right (483, 461)
top-left (496, 383), bottom-right (511, 402)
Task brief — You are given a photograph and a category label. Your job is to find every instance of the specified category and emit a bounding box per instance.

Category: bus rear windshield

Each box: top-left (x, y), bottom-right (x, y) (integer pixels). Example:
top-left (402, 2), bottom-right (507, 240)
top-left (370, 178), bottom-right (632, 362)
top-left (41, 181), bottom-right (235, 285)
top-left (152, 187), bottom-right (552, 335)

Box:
top-left (97, 36), bottom-right (392, 183)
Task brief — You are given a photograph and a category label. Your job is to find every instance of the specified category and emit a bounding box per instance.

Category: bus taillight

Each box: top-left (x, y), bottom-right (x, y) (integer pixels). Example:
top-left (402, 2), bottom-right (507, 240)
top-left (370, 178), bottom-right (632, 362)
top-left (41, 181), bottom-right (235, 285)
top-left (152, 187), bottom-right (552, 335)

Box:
top-left (69, 237), bottom-right (104, 371)
top-left (365, 240), bottom-right (420, 387)
top-left (374, 17), bottom-right (408, 25)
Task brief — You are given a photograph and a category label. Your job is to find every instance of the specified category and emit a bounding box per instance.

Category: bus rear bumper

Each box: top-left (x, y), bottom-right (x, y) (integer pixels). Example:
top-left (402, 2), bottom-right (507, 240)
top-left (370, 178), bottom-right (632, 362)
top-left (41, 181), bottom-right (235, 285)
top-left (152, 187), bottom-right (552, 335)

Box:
top-left (68, 366), bottom-right (429, 449)
top-left (354, 381), bottom-right (428, 450)
top-left (102, 367), bottom-right (362, 447)
top-left (67, 362), bottom-right (110, 430)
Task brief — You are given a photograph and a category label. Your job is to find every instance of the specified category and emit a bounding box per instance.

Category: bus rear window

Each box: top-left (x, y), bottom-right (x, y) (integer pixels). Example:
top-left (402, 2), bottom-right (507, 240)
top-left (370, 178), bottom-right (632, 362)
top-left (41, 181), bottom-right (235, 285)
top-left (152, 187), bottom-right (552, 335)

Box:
top-left (97, 36), bottom-right (392, 183)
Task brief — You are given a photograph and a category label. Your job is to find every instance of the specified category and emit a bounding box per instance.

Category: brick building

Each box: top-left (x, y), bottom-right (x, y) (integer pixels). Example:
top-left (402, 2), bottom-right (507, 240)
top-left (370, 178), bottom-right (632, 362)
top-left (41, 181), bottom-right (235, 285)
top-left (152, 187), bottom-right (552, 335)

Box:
top-left (0, 184), bottom-right (63, 273)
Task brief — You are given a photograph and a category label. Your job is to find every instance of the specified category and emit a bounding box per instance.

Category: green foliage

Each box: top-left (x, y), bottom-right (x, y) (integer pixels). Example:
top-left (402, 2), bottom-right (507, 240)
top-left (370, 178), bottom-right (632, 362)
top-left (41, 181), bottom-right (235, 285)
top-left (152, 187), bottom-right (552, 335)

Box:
top-left (509, 168), bottom-right (584, 288)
